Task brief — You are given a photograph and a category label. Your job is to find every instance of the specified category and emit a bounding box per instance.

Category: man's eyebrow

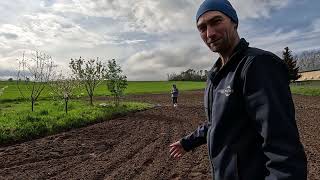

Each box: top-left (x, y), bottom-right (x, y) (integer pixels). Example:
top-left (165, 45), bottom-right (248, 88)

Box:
top-left (197, 15), bottom-right (224, 28)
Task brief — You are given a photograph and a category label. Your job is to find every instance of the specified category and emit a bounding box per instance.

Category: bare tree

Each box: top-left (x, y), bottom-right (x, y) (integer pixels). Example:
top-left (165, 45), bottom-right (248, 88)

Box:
top-left (50, 72), bottom-right (80, 113)
top-left (17, 51), bottom-right (55, 111)
top-left (69, 57), bottom-right (106, 106)
top-left (296, 49), bottom-right (320, 71)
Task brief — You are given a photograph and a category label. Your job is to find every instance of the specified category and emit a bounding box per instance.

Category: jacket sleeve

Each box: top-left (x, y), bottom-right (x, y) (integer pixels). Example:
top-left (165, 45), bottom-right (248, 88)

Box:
top-left (241, 55), bottom-right (307, 180)
top-left (179, 122), bottom-right (210, 152)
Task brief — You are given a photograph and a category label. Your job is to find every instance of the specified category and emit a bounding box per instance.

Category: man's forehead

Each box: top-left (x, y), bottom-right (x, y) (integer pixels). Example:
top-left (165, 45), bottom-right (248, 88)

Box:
top-left (197, 11), bottom-right (227, 25)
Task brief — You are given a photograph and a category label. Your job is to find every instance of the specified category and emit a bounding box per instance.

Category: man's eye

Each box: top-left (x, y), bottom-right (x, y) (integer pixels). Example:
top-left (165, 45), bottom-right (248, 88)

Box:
top-left (216, 19), bottom-right (222, 22)
top-left (209, 19), bottom-right (222, 26)
top-left (214, 20), bottom-right (221, 24)
top-left (199, 26), bottom-right (206, 33)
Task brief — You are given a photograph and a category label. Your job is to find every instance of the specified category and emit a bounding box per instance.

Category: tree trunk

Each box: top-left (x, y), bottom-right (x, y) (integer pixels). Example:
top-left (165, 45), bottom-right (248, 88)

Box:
top-left (114, 95), bottom-right (118, 106)
top-left (31, 99), bottom-right (35, 112)
top-left (65, 98), bottom-right (68, 114)
top-left (116, 96), bottom-right (119, 107)
top-left (90, 95), bottom-right (93, 106)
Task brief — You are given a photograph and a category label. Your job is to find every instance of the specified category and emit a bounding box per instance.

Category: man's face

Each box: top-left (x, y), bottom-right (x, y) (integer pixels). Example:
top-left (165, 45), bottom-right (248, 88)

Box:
top-left (197, 11), bottom-right (237, 53)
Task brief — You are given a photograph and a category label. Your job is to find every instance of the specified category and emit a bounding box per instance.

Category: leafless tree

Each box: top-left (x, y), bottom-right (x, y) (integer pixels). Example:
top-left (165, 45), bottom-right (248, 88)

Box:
top-left (17, 51), bottom-right (55, 111)
top-left (296, 50), bottom-right (320, 71)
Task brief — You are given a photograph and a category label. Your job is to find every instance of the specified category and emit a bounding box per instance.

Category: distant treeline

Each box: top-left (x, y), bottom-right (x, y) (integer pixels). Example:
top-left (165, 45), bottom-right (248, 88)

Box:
top-left (167, 69), bottom-right (208, 81)
top-left (295, 49), bottom-right (320, 72)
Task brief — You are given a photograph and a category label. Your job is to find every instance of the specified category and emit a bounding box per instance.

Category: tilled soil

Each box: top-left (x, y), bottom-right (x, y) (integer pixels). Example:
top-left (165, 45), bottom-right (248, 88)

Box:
top-left (0, 91), bottom-right (319, 180)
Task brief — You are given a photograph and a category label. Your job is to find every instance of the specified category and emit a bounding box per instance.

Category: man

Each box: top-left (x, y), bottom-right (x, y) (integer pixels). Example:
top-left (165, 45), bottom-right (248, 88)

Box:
top-left (169, 0), bottom-right (308, 179)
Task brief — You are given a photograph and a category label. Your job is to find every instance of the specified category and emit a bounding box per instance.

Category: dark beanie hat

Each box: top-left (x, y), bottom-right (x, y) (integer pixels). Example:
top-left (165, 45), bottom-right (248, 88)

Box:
top-left (196, 0), bottom-right (238, 24)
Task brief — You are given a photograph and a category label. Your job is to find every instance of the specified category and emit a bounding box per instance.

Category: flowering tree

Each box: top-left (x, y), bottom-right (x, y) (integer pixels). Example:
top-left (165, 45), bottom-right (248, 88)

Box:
top-left (50, 72), bottom-right (80, 113)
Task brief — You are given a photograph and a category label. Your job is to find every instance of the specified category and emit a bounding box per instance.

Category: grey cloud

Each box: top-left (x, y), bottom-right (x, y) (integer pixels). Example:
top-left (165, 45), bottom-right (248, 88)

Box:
top-left (41, 0), bottom-right (55, 7)
top-left (0, 32), bottom-right (18, 39)
top-left (240, 17), bottom-right (320, 54)
top-left (15, 13), bottom-right (145, 47)
top-left (231, 0), bottom-right (289, 20)
top-left (0, 67), bottom-right (21, 80)
top-left (122, 39), bottom-right (146, 44)
top-left (4, 13), bottom-right (111, 47)
top-left (1, 0), bottom-right (318, 81)
top-left (60, 23), bottom-right (73, 29)
top-left (51, 0), bottom-right (290, 34)
top-left (0, 1), bottom-right (44, 25)
top-left (0, 69), bottom-right (18, 76)
top-left (123, 43), bottom-right (215, 81)
top-left (311, 19), bottom-right (320, 33)
top-left (52, 0), bottom-right (200, 34)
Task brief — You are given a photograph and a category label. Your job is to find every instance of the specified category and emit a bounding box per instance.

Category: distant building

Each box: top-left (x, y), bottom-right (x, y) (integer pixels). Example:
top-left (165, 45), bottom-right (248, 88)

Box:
top-left (297, 69), bottom-right (320, 81)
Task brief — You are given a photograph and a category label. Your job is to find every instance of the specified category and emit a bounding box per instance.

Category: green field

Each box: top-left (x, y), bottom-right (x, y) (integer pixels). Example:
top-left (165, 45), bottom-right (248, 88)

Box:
top-left (290, 80), bottom-right (320, 96)
top-left (0, 100), bottom-right (151, 144)
top-left (1, 80), bottom-right (319, 100)
top-left (0, 81), bottom-right (206, 101)
top-left (0, 80), bottom-right (205, 144)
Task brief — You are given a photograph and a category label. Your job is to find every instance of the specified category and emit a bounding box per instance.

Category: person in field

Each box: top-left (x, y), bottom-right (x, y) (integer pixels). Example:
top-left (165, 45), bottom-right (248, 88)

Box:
top-left (171, 84), bottom-right (179, 107)
top-left (169, 0), bottom-right (307, 179)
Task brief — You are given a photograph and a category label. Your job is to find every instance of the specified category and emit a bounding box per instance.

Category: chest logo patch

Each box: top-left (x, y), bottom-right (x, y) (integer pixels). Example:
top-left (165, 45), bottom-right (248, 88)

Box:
top-left (218, 85), bottom-right (234, 97)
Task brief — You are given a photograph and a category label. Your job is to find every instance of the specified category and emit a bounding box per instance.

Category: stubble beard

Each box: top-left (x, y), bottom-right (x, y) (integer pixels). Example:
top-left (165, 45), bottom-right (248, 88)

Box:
top-left (208, 39), bottom-right (223, 53)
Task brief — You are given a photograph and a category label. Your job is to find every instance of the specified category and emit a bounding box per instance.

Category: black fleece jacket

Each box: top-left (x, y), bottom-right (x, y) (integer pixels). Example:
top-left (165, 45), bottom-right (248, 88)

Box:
top-left (180, 39), bottom-right (307, 180)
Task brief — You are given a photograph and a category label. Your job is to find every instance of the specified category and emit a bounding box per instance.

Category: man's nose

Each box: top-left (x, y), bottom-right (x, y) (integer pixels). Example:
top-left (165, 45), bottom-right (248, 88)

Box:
top-left (206, 26), bottom-right (216, 39)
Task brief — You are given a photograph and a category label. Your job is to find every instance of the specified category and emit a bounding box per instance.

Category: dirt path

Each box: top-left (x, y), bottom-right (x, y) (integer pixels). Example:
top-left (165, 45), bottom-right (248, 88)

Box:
top-left (0, 91), bottom-right (319, 180)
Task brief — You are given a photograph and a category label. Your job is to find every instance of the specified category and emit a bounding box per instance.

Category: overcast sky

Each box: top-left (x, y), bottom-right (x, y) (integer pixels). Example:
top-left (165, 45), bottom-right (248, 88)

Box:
top-left (1, 0), bottom-right (320, 80)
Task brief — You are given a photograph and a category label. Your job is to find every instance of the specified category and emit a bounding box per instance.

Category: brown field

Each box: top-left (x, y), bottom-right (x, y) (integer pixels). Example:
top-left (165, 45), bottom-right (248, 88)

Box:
top-left (298, 70), bottom-right (320, 81)
top-left (0, 91), bottom-right (319, 180)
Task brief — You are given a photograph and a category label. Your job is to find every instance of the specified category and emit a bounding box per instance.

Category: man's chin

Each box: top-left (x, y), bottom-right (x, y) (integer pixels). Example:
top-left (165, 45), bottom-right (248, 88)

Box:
top-left (209, 46), bottom-right (219, 52)
top-left (208, 43), bottom-right (221, 52)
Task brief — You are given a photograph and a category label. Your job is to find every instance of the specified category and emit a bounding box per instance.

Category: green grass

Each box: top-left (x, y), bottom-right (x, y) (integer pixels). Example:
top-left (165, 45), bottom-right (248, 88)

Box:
top-left (291, 87), bottom-right (320, 96)
top-left (0, 80), bottom-right (204, 145)
top-left (0, 100), bottom-right (152, 144)
top-left (290, 80), bottom-right (320, 96)
top-left (0, 81), bottom-right (205, 101)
